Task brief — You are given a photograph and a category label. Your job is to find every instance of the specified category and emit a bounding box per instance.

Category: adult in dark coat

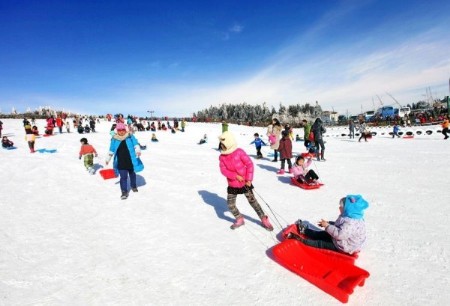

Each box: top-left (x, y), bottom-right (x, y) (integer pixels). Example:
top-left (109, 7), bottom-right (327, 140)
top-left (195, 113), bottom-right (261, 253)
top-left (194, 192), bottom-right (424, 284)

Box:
top-left (311, 118), bottom-right (326, 161)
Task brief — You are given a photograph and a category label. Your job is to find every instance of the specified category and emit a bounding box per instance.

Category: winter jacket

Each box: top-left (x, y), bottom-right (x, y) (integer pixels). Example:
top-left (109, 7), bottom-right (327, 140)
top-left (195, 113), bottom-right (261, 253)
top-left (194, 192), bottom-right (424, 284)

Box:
top-left (108, 133), bottom-right (143, 174)
top-left (326, 216), bottom-right (366, 254)
top-left (219, 148), bottom-right (254, 188)
top-left (442, 119), bottom-right (449, 129)
top-left (267, 124), bottom-right (282, 150)
top-left (326, 195), bottom-right (368, 254)
top-left (250, 137), bottom-right (266, 148)
top-left (311, 118), bottom-right (326, 141)
top-left (79, 144), bottom-right (97, 157)
top-left (303, 122), bottom-right (311, 139)
top-left (358, 122), bottom-right (367, 133)
top-left (291, 159), bottom-right (312, 178)
top-left (278, 137), bottom-right (293, 159)
top-left (219, 131), bottom-right (254, 188)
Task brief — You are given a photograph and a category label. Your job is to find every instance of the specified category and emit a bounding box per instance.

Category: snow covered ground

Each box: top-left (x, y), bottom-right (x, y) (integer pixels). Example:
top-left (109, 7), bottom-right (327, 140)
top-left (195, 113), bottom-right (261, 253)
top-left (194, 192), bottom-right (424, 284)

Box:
top-left (1, 118), bottom-right (449, 305)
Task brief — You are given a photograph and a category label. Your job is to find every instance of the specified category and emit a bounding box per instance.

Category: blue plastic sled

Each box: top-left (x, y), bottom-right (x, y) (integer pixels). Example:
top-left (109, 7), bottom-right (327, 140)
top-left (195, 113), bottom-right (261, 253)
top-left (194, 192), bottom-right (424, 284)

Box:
top-left (36, 149), bottom-right (57, 153)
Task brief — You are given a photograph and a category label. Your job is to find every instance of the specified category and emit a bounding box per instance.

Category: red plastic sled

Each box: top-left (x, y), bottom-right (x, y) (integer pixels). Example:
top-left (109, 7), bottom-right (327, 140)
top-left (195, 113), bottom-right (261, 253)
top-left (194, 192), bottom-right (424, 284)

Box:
top-left (291, 177), bottom-right (323, 190)
top-left (99, 168), bottom-right (117, 179)
top-left (272, 239), bottom-right (369, 303)
top-left (280, 224), bottom-right (358, 263)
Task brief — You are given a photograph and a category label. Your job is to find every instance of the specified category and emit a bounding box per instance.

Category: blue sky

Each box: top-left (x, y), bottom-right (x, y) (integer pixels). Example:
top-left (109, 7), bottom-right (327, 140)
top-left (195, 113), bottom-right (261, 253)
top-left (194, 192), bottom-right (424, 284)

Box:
top-left (1, 0), bottom-right (449, 117)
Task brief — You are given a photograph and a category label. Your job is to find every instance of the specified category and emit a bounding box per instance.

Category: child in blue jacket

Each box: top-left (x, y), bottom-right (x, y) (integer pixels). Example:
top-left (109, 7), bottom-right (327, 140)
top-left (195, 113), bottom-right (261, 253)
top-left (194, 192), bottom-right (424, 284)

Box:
top-left (250, 133), bottom-right (267, 159)
top-left (393, 124), bottom-right (400, 138)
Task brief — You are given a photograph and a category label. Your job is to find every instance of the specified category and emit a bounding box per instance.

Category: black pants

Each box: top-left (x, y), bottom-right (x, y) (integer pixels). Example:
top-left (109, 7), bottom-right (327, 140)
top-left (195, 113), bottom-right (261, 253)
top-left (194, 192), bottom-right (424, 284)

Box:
top-left (280, 158), bottom-right (292, 170)
top-left (272, 150), bottom-right (278, 161)
top-left (315, 139), bottom-right (325, 153)
top-left (299, 228), bottom-right (340, 252)
top-left (359, 133), bottom-right (368, 142)
top-left (297, 169), bottom-right (319, 183)
top-left (256, 147), bottom-right (262, 157)
top-left (443, 127), bottom-right (448, 139)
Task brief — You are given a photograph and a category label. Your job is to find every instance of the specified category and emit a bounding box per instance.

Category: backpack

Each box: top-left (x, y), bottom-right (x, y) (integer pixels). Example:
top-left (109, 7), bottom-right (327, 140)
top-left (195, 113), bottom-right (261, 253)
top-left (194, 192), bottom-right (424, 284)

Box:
top-left (269, 134), bottom-right (276, 145)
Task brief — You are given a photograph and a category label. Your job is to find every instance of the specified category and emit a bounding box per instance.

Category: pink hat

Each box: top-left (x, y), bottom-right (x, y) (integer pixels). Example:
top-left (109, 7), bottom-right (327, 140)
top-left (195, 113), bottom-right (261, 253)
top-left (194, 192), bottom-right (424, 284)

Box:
top-left (116, 123), bottom-right (127, 131)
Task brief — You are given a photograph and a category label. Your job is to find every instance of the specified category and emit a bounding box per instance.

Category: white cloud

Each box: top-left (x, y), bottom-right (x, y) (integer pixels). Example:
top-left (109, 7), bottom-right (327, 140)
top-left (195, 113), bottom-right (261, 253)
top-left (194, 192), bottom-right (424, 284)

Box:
top-left (229, 23), bottom-right (243, 33)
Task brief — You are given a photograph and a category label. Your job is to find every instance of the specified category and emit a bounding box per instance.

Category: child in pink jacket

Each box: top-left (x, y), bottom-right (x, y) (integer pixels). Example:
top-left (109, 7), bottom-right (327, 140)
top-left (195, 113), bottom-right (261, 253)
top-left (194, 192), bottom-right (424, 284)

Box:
top-left (219, 131), bottom-right (273, 231)
top-left (291, 155), bottom-right (319, 184)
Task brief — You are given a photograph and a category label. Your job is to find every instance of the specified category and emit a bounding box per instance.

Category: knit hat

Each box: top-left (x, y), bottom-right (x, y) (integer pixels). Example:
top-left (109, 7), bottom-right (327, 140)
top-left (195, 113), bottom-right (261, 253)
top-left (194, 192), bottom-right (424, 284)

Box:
top-left (342, 194), bottom-right (369, 220)
top-left (218, 131), bottom-right (237, 155)
top-left (116, 123), bottom-right (127, 131)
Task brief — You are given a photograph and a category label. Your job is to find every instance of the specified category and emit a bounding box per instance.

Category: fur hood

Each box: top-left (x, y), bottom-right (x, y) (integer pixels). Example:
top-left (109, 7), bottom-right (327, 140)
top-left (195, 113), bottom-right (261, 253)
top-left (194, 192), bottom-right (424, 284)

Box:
top-left (219, 131), bottom-right (237, 155)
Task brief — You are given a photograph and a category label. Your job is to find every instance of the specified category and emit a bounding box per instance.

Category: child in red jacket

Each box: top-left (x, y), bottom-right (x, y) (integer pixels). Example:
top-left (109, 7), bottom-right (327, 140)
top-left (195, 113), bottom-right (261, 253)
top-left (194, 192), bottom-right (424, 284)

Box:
top-left (277, 130), bottom-right (293, 174)
top-left (79, 138), bottom-right (98, 174)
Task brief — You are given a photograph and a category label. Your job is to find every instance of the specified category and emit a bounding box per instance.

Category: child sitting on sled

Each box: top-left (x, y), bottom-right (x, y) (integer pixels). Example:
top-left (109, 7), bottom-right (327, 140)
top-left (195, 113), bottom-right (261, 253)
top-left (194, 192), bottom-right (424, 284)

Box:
top-left (286, 195), bottom-right (368, 255)
top-left (2, 136), bottom-right (14, 148)
top-left (151, 133), bottom-right (159, 142)
top-left (198, 134), bottom-right (207, 144)
top-left (291, 155), bottom-right (319, 184)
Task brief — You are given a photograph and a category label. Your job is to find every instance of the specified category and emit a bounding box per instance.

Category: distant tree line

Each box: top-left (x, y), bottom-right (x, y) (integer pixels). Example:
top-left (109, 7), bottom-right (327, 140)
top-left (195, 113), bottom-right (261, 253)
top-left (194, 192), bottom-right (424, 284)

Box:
top-left (193, 102), bottom-right (323, 127)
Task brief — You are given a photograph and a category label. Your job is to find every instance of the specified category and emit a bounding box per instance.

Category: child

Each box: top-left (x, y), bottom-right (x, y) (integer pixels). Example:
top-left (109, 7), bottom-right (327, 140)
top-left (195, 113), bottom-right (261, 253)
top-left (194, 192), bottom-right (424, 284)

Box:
top-left (295, 134), bottom-right (301, 142)
top-left (25, 126), bottom-right (36, 153)
top-left (218, 131), bottom-right (273, 231)
top-left (291, 155), bottom-right (319, 184)
top-left (2, 136), bottom-right (14, 148)
top-left (110, 124), bottom-right (117, 137)
top-left (79, 138), bottom-right (98, 174)
top-left (32, 125), bottom-right (39, 136)
top-left (84, 124), bottom-right (91, 133)
top-left (198, 134), bottom-right (207, 144)
top-left (287, 195), bottom-right (368, 255)
top-left (65, 121), bottom-right (71, 133)
top-left (277, 130), bottom-right (293, 174)
top-left (392, 124), bottom-right (401, 138)
top-left (249, 133), bottom-right (266, 159)
top-left (151, 133), bottom-right (159, 142)
top-left (106, 123), bottom-right (143, 199)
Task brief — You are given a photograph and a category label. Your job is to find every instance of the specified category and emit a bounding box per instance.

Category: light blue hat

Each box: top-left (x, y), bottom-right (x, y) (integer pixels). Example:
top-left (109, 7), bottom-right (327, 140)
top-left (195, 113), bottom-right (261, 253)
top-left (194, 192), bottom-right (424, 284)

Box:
top-left (342, 194), bottom-right (369, 220)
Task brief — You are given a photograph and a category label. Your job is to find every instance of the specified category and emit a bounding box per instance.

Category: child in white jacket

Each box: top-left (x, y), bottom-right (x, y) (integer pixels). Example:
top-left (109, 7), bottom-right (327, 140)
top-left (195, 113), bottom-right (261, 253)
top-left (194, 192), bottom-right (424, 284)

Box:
top-left (287, 195), bottom-right (368, 255)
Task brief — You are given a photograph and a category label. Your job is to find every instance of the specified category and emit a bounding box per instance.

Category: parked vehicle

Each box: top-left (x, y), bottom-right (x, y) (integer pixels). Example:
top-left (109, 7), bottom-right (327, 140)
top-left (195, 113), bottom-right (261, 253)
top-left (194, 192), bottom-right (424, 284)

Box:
top-left (375, 106), bottom-right (398, 119)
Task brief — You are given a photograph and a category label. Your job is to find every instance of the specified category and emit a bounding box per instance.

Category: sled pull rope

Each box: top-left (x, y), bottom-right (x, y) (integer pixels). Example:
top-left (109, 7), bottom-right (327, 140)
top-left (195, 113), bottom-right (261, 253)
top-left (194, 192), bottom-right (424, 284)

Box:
top-left (312, 160), bottom-right (323, 184)
top-left (250, 187), bottom-right (287, 230)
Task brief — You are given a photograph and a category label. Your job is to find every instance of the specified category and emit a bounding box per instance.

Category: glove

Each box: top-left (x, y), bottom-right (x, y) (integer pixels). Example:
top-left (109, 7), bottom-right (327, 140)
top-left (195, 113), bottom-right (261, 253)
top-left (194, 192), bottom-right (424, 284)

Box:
top-left (105, 154), bottom-right (112, 165)
top-left (79, 156), bottom-right (82, 160)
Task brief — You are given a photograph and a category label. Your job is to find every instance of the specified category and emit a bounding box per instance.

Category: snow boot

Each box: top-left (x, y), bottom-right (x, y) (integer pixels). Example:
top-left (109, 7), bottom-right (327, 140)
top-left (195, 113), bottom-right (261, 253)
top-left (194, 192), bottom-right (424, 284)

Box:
top-left (132, 187), bottom-right (138, 192)
top-left (230, 216), bottom-right (245, 229)
top-left (295, 219), bottom-right (307, 233)
top-left (321, 151), bottom-right (326, 161)
top-left (276, 169), bottom-right (285, 175)
top-left (120, 191), bottom-right (129, 200)
top-left (261, 216), bottom-right (274, 231)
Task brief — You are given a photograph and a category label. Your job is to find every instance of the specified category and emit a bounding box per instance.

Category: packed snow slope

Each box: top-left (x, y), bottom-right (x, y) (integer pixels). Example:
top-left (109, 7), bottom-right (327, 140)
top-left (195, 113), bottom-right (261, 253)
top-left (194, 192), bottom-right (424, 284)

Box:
top-left (0, 118), bottom-right (449, 305)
